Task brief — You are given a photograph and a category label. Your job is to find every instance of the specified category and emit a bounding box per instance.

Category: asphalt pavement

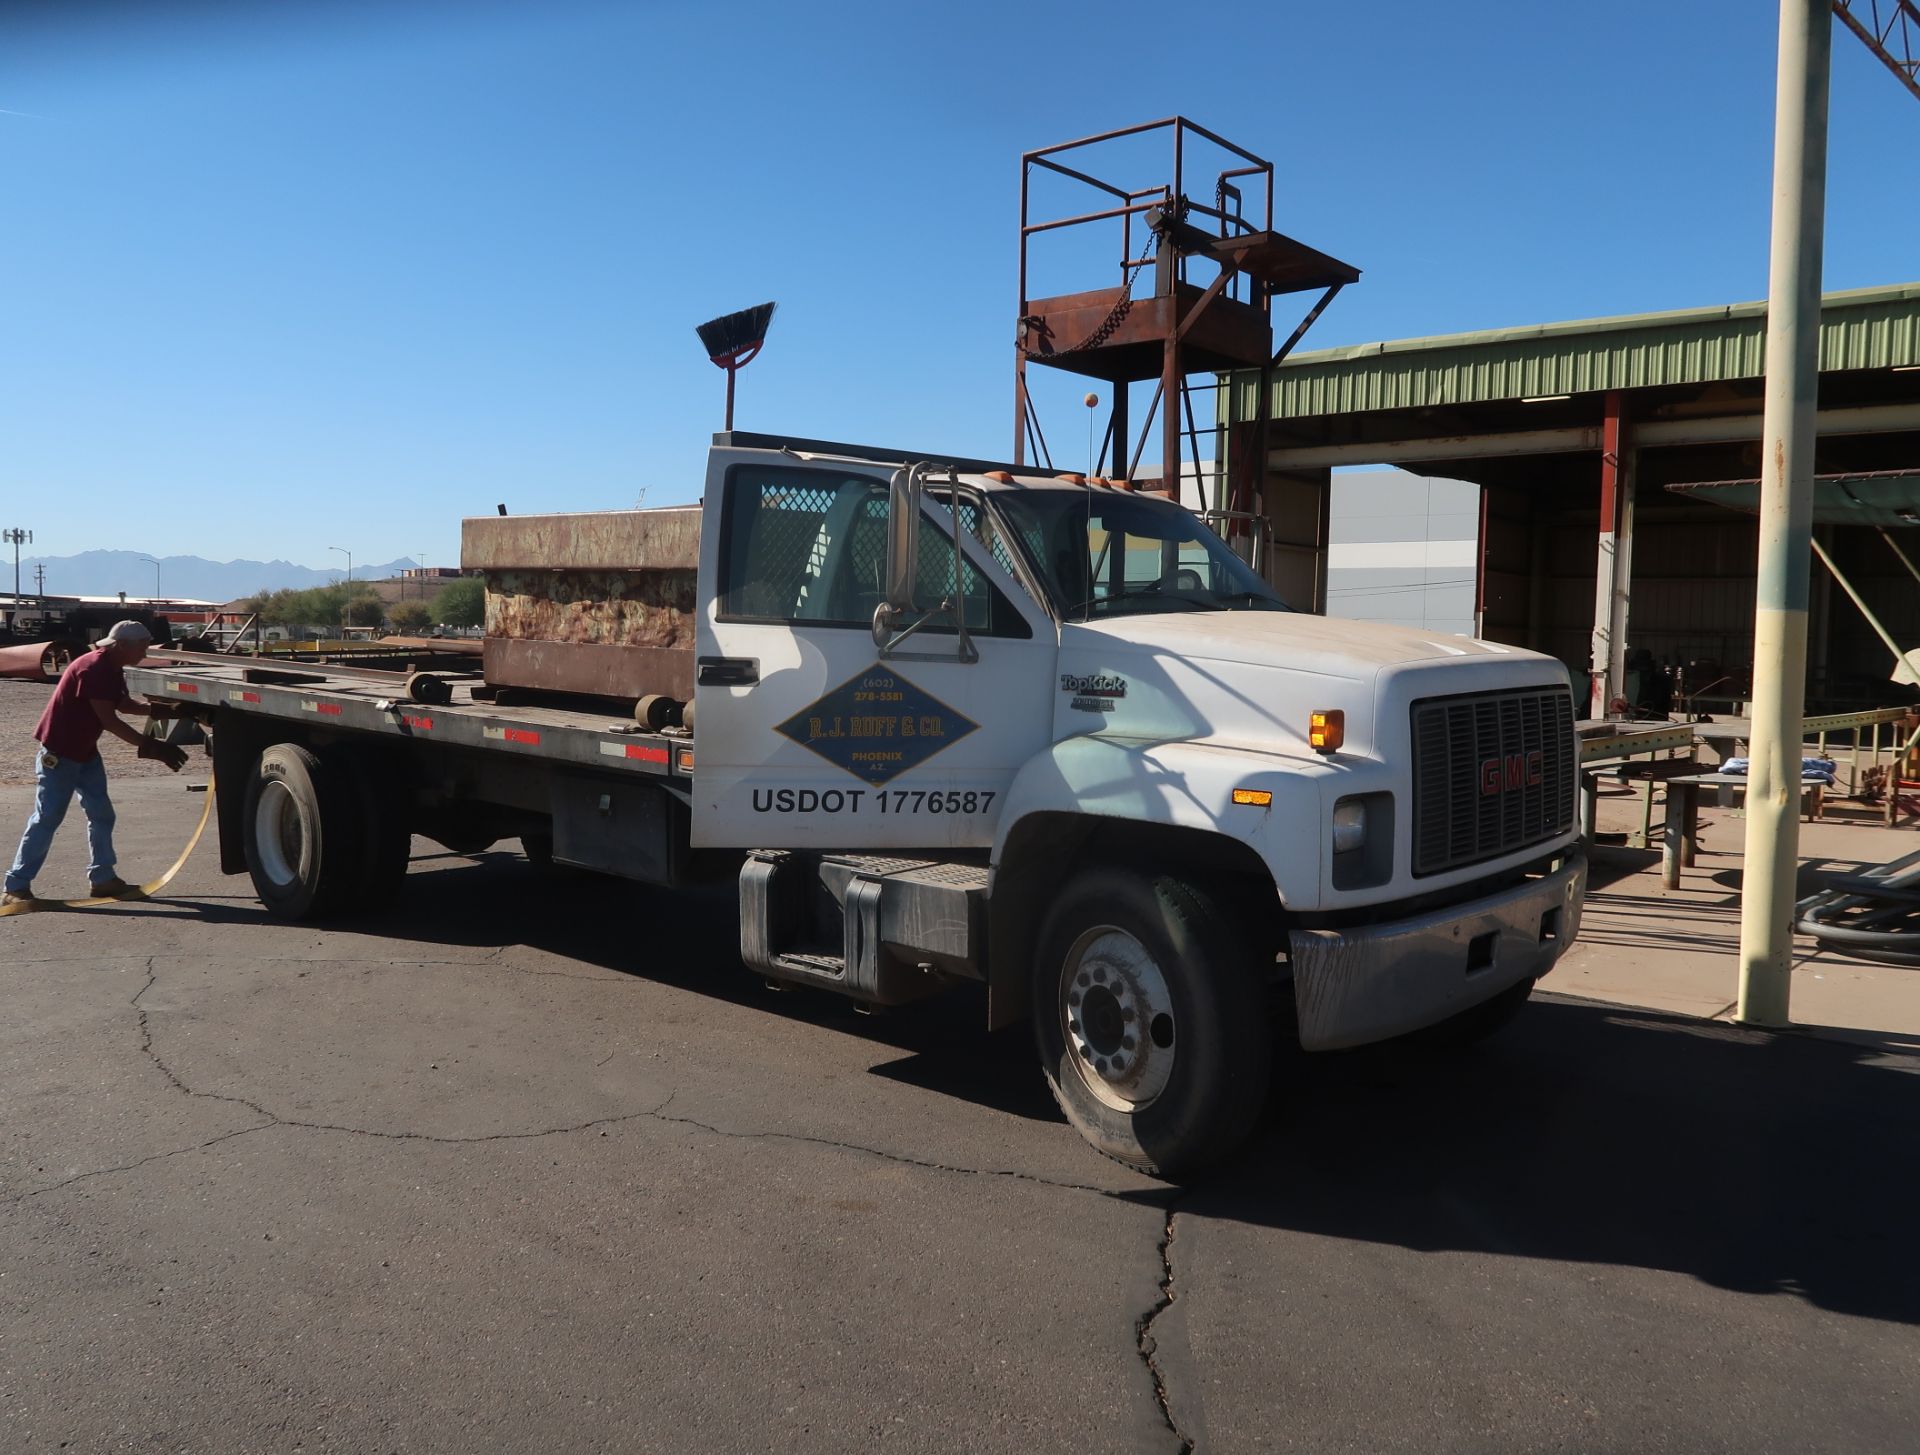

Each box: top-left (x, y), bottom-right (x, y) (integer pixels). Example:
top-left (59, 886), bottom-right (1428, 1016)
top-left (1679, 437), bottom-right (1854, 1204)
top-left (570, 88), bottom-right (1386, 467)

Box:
top-left (3, 777), bottom-right (1917, 1453)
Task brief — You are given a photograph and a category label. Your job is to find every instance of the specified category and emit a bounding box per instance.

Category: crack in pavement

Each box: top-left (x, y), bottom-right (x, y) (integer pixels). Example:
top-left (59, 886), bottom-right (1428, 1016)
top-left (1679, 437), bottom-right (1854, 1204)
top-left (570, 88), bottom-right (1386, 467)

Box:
top-left (33, 953), bottom-right (1199, 1440)
top-left (124, 960), bottom-right (1140, 1198)
top-left (648, 1106), bottom-right (1145, 1200)
top-left (124, 964), bottom-right (1110, 1195)
top-left (4, 1122), bottom-right (279, 1206)
top-left (1137, 1201), bottom-right (1194, 1454)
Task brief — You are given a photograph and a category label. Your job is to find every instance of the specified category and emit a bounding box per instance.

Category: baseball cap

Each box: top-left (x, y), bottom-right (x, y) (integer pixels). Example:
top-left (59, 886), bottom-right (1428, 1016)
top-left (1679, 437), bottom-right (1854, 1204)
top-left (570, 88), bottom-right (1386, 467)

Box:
top-left (99, 620), bottom-right (154, 648)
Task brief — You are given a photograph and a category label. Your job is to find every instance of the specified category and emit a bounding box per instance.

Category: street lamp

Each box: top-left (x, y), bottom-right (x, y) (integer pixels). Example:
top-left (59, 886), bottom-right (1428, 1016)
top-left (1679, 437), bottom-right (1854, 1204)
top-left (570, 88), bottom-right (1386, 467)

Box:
top-left (138, 556), bottom-right (161, 600)
top-left (2, 527), bottom-right (30, 604)
top-left (329, 545), bottom-right (352, 632)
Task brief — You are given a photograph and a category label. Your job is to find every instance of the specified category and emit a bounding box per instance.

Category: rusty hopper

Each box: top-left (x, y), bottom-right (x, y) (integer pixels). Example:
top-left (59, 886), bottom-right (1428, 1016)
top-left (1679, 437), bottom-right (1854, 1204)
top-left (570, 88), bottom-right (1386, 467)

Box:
top-left (460, 507), bottom-right (700, 704)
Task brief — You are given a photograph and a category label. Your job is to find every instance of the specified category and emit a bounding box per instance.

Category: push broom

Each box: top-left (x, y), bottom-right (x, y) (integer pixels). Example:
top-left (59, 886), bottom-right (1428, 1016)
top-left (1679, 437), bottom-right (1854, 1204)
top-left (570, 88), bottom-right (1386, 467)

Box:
top-left (696, 301), bottom-right (777, 431)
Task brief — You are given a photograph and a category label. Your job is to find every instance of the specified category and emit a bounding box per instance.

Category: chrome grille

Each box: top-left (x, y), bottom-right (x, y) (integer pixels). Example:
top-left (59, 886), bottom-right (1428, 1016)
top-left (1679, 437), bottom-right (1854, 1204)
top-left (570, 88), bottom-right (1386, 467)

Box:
top-left (1411, 688), bottom-right (1576, 876)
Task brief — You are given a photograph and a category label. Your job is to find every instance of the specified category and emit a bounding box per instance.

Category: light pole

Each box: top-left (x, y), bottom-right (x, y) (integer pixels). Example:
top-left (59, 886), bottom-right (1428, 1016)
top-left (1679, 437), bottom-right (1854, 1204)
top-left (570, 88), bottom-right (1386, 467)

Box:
top-left (329, 546), bottom-right (352, 632)
top-left (138, 555), bottom-right (161, 600)
top-left (1737, 0), bottom-right (1832, 1027)
top-left (3, 527), bottom-right (30, 603)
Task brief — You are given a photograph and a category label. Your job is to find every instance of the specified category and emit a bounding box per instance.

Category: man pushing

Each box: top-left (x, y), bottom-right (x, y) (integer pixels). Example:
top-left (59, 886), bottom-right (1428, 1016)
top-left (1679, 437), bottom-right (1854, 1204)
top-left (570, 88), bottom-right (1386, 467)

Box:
top-left (3, 620), bottom-right (187, 908)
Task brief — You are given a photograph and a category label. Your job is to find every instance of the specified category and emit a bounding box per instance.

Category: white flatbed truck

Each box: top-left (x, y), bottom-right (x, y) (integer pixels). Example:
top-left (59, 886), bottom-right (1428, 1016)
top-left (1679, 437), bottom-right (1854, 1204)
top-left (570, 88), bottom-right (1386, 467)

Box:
top-left (130, 433), bottom-right (1586, 1174)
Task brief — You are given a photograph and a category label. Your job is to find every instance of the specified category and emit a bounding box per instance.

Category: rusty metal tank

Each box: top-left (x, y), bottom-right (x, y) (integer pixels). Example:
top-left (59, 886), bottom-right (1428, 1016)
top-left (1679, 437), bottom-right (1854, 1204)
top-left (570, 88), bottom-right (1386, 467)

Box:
top-left (0, 640), bottom-right (68, 681)
top-left (459, 507), bottom-right (700, 703)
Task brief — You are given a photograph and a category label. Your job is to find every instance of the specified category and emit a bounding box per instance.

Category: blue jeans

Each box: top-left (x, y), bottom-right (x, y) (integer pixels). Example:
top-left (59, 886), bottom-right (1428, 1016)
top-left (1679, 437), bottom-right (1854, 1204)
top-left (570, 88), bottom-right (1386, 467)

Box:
top-left (6, 748), bottom-right (117, 892)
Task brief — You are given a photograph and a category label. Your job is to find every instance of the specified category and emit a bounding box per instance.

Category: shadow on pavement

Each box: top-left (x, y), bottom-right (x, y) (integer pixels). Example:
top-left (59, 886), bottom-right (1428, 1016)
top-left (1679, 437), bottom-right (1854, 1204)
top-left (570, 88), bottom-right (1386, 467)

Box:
top-left (159, 847), bottom-right (1920, 1317)
top-left (321, 848), bottom-right (1062, 1123)
top-left (1198, 997), bottom-right (1920, 1327)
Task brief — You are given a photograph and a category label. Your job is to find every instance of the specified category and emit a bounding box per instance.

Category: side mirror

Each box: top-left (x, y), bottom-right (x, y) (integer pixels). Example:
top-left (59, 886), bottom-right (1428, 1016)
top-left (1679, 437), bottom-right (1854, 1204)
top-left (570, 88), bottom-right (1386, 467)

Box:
top-left (884, 464), bottom-right (923, 611)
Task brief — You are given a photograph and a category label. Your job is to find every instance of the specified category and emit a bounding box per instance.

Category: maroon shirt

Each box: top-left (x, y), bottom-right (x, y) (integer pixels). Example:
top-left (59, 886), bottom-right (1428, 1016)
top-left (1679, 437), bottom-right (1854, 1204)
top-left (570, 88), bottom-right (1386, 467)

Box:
top-left (34, 649), bottom-right (127, 763)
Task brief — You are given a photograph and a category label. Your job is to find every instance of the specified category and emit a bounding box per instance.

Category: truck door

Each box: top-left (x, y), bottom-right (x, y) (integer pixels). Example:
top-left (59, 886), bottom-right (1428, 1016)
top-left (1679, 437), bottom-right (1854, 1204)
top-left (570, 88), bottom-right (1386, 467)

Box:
top-left (692, 451), bottom-right (1055, 851)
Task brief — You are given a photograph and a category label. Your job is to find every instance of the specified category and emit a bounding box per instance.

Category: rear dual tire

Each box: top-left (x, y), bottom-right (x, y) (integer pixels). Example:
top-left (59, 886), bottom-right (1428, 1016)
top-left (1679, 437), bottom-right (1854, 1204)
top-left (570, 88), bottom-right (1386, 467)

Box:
top-left (242, 744), bottom-right (412, 919)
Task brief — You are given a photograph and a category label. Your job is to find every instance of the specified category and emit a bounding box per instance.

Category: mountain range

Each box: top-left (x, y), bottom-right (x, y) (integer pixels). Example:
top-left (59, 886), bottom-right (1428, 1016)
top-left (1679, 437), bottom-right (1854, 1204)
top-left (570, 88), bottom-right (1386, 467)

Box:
top-left (10, 551), bottom-right (421, 603)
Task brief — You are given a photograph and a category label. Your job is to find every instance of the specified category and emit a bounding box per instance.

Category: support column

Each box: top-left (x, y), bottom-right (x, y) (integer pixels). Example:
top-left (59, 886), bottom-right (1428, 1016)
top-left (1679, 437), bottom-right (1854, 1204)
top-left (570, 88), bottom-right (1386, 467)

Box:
top-left (1738, 0), bottom-right (1831, 1028)
top-left (1110, 383), bottom-right (1128, 480)
top-left (1588, 392), bottom-right (1634, 716)
top-left (1612, 457), bottom-right (1637, 696)
top-left (1014, 352), bottom-right (1029, 467)
top-left (1473, 486), bottom-right (1490, 640)
top-left (1161, 337), bottom-right (1182, 502)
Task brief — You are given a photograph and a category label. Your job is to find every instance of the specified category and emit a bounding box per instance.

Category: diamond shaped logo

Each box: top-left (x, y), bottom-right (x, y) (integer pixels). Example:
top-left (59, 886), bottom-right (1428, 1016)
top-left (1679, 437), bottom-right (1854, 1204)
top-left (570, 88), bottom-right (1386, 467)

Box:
top-left (775, 665), bottom-right (978, 786)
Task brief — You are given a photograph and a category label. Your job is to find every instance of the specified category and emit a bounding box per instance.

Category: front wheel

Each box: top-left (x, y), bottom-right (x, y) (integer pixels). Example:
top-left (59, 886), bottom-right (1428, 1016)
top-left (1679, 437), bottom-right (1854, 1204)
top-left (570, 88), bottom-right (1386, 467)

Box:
top-left (1033, 868), bottom-right (1270, 1177)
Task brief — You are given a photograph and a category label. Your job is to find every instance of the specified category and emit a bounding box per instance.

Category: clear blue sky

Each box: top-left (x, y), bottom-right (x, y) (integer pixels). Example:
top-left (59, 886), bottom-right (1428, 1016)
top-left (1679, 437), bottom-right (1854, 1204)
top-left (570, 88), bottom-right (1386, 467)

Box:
top-left (3, 0), bottom-right (1915, 571)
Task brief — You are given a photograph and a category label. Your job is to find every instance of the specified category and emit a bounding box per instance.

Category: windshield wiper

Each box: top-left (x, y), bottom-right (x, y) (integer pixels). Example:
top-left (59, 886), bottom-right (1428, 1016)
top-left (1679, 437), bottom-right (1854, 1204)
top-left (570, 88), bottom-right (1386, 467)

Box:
top-left (1215, 590), bottom-right (1291, 610)
top-left (1065, 592), bottom-right (1225, 618)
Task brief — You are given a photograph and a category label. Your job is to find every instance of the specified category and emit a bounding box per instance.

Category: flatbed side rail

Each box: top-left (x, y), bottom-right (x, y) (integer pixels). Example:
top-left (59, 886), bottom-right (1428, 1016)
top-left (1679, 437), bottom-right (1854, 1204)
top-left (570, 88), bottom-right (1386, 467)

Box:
top-left (125, 662), bottom-right (692, 782)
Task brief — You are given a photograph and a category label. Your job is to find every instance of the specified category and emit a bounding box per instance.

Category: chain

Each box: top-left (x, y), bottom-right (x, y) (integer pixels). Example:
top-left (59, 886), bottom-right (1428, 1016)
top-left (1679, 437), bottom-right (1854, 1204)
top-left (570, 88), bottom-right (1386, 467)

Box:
top-left (1022, 232), bottom-right (1160, 359)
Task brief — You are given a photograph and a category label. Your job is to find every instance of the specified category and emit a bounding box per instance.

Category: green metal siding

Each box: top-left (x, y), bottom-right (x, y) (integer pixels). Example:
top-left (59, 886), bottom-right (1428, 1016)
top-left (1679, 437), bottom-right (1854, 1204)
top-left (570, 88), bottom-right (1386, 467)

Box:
top-left (1225, 283), bottom-right (1920, 423)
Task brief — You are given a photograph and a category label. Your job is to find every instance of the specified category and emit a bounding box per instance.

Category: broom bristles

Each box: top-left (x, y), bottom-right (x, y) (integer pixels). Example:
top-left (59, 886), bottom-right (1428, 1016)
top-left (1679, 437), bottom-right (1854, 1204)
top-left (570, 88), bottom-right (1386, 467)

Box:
top-left (697, 301), bottom-right (777, 362)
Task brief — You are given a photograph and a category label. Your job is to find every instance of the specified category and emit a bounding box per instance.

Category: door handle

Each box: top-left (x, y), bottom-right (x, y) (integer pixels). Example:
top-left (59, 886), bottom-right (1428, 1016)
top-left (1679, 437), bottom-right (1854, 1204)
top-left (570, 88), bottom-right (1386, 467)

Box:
top-left (697, 655), bottom-right (759, 686)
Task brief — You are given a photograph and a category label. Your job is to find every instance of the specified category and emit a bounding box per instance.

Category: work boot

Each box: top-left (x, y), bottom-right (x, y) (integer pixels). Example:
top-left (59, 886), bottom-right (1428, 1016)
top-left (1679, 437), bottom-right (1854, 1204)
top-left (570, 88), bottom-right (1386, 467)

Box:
top-left (1, 888), bottom-right (36, 909)
top-left (88, 876), bottom-right (138, 899)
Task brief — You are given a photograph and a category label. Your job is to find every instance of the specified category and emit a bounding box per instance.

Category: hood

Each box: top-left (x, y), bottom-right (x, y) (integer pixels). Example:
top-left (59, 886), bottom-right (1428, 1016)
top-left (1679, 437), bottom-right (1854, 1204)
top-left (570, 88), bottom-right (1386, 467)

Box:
top-left (1054, 611), bottom-right (1565, 759)
top-left (1065, 611), bottom-right (1526, 677)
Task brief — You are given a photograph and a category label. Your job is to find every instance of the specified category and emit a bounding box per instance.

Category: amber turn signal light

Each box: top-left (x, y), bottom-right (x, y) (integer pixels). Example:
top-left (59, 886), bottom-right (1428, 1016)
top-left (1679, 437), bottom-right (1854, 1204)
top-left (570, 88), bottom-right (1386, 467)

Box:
top-left (1231, 788), bottom-right (1273, 807)
top-left (1308, 710), bottom-right (1344, 753)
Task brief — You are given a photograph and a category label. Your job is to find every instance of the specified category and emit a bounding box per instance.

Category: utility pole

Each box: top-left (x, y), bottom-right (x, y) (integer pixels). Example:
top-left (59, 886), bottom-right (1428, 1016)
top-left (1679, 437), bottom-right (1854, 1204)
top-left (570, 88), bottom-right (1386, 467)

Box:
top-left (33, 564), bottom-right (45, 598)
top-left (139, 555), bottom-right (161, 600)
top-left (3, 527), bottom-right (30, 603)
top-left (1738, 0), bottom-right (1832, 1027)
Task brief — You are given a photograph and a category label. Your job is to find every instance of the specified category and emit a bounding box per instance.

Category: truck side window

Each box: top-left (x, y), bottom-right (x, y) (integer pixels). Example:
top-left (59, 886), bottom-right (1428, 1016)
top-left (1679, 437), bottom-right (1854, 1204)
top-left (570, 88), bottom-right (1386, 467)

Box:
top-left (719, 468), bottom-right (1031, 639)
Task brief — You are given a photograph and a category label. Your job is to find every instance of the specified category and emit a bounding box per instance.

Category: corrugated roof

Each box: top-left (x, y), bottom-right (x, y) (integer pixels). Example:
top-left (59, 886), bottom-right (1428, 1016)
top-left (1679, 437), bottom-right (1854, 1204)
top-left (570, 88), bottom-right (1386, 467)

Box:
top-left (1225, 283), bottom-right (1920, 422)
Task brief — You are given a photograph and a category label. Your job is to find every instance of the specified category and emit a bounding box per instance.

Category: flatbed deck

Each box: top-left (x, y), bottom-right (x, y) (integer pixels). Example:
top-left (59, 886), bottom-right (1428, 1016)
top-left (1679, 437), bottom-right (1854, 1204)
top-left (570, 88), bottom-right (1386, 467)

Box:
top-left (128, 652), bottom-right (693, 785)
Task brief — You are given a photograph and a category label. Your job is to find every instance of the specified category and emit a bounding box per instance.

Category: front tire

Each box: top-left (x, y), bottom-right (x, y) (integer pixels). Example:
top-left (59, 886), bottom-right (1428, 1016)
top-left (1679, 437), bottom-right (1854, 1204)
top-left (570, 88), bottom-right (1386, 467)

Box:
top-left (242, 743), bottom-right (362, 920)
top-left (1033, 868), bottom-right (1270, 1177)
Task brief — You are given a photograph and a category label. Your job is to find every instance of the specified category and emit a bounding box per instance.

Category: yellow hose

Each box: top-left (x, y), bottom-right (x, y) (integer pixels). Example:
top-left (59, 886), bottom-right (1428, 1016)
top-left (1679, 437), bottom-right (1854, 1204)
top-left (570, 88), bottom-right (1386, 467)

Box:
top-left (1, 777), bottom-right (216, 917)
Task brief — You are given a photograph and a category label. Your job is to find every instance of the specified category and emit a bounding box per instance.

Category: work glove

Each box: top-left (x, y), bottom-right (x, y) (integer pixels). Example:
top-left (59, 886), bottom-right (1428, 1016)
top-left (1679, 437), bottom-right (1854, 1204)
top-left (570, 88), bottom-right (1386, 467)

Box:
top-left (138, 739), bottom-right (189, 772)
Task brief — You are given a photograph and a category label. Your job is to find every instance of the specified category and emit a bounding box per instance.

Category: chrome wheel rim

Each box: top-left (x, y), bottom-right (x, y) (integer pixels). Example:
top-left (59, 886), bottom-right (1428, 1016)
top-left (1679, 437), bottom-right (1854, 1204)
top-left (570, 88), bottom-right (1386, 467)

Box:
top-left (1058, 926), bottom-right (1177, 1112)
top-left (253, 780), bottom-right (303, 886)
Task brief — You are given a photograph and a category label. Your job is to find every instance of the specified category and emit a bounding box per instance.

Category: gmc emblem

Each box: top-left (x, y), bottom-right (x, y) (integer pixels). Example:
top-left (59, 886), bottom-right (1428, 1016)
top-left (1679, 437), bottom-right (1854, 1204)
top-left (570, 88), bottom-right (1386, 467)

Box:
top-left (1480, 750), bottom-right (1543, 796)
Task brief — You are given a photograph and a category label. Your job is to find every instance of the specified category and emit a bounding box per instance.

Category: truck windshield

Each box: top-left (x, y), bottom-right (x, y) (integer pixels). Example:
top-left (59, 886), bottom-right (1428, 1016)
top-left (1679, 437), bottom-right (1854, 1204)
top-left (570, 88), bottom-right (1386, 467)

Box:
top-left (992, 491), bottom-right (1290, 621)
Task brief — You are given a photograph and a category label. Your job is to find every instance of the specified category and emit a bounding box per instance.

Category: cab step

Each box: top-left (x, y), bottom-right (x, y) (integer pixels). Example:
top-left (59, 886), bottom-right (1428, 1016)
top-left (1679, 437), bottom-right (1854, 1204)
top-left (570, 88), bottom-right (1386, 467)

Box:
top-left (740, 850), bottom-right (989, 1004)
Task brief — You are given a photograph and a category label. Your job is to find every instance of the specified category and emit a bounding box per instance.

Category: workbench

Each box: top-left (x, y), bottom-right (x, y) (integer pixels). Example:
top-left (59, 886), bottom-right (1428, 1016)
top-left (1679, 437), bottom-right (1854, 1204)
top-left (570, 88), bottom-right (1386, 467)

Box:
top-left (1660, 771), bottom-right (1828, 889)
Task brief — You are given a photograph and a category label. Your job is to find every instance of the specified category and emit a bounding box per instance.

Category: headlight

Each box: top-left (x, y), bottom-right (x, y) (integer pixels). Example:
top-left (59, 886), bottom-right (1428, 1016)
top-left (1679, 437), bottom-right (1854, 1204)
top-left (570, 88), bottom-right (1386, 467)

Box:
top-left (1332, 799), bottom-right (1368, 855)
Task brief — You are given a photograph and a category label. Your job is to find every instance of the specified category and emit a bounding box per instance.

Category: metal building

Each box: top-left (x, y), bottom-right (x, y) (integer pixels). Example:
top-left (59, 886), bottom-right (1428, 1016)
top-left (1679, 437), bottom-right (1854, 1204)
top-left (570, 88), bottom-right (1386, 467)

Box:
top-left (1220, 282), bottom-right (1920, 715)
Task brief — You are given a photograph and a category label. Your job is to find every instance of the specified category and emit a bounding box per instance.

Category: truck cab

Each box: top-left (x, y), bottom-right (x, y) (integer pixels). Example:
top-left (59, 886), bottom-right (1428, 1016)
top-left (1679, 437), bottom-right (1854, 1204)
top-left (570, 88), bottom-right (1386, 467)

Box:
top-left (695, 436), bottom-right (1585, 1171)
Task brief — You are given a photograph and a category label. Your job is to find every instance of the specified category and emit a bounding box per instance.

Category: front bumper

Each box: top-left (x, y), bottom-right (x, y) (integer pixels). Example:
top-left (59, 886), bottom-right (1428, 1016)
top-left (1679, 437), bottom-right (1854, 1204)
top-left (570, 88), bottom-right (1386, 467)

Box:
top-left (1288, 853), bottom-right (1587, 1052)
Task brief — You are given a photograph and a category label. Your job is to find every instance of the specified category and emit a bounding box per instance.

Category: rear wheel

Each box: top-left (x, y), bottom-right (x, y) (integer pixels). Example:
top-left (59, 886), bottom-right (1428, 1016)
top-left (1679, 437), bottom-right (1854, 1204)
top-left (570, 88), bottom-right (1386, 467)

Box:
top-left (1033, 868), bottom-right (1270, 1177)
top-left (341, 748), bottom-right (413, 909)
top-left (242, 743), bottom-right (362, 919)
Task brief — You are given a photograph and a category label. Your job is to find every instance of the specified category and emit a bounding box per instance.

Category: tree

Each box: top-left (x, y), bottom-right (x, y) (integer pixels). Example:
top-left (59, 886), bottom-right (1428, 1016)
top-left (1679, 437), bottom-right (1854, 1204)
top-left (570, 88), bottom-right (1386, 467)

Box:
top-left (388, 600), bottom-right (433, 634)
top-left (250, 588), bottom-right (313, 628)
top-left (432, 577), bottom-right (485, 629)
top-left (337, 580), bottom-right (384, 630)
